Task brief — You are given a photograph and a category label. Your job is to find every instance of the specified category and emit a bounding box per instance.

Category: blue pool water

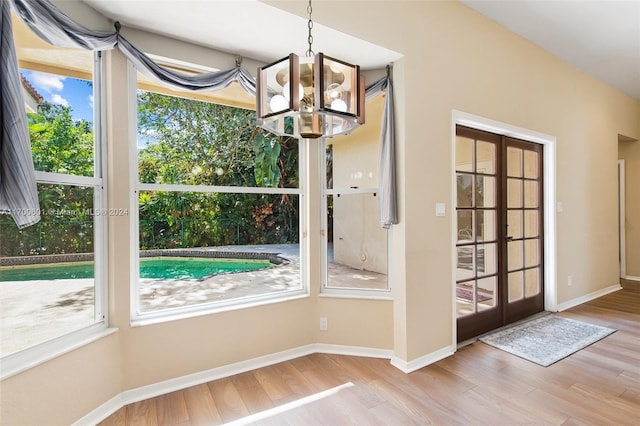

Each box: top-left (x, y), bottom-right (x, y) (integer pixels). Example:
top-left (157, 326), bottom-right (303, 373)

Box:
top-left (0, 257), bottom-right (272, 281)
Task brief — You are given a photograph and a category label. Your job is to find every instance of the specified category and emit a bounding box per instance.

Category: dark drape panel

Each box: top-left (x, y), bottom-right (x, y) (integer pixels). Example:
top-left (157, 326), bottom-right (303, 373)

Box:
top-left (0, 0), bottom-right (40, 228)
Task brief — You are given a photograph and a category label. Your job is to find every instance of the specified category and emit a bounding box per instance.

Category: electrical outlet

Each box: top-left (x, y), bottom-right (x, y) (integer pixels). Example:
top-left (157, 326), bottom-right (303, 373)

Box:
top-left (319, 317), bottom-right (328, 331)
top-left (568, 275), bottom-right (573, 286)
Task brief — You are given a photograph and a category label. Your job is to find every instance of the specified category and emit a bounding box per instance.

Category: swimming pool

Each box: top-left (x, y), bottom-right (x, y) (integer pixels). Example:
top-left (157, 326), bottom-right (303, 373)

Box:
top-left (0, 257), bottom-right (273, 281)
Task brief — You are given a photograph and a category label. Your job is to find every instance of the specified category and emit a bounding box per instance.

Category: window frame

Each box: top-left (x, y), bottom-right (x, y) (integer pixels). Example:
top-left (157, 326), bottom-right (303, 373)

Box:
top-left (128, 63), bottom-right (308, 325)
top-left (0, 51), bottom-right (109, 380)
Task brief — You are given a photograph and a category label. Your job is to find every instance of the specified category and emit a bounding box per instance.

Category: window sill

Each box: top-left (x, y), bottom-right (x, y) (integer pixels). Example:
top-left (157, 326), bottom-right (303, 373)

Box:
top-left (0, 325), bottom-right (118, 381)
top-left (131, 289), bottom-right (310, 327)
top-left (319, 289), bottom-right (393, 301)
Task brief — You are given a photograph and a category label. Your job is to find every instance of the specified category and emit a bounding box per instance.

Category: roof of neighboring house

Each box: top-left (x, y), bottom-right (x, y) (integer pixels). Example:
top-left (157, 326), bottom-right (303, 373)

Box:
top-left (21, 73), bottom-right (43, 105)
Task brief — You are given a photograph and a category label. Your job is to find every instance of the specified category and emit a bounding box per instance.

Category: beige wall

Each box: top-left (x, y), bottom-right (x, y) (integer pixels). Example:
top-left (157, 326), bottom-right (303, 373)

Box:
top-left (619, 136), bottom-right (640, 277)
top-left (268, 0), bottom-right (638, 360)
top-left (0, 334), bottom-right (122, 425)
top-left (3, 1), bottom-right (639, 424)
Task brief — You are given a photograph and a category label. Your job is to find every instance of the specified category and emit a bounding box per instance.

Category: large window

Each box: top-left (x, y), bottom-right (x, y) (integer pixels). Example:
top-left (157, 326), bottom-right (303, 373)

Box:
top-left (322, 95), bottom-right (389, 295)
top-left (0, 22), bottom-right (106, 359)
top-left (133, 80), bottom-right (304, 319)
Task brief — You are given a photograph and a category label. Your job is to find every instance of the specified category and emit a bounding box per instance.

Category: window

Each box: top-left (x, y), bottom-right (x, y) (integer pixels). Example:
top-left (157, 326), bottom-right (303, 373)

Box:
top-left (322, 95), bottom-right (389, 295)
top-left (0, 24), bottom-right (106, 359)
top-left (133, 77), bottom-right (304, 320)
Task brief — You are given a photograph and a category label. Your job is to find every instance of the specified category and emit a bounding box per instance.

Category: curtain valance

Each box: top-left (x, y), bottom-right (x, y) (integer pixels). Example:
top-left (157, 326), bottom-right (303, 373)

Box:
top-left (2, 0), bottom-right (397, 229)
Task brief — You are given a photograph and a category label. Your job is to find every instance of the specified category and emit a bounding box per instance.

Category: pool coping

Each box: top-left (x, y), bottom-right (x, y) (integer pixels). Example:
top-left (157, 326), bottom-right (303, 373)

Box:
top-left (0, 249), bottom-right (287, 267)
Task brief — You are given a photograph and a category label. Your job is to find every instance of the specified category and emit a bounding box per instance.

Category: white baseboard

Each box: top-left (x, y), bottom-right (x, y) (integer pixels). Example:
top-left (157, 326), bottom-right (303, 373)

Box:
top-left (73, 343), bottom-right (392, 425)
top-left (555, 284), bottom-right (622, 312)
top-left (315, 343), bottom-right (393, 359)
top-left (623, 275), bottom-right (640, 282)
top-left (390, 345), bottom-right (455, 374)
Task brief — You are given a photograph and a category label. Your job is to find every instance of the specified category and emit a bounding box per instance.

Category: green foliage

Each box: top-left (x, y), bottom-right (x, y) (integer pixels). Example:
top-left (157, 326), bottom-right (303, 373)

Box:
top-left (252, 133), bottom-right (281, 187)
top-left (29, 102), bottom-right (94, 176)
top-left (136, 91), bottom-right (299, 250)
top-left (1, 93), bottom-right (300, 257)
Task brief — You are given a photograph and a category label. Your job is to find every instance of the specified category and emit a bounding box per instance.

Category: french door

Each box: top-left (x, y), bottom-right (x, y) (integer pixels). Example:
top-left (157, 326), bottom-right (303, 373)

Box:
top-left (455, 125), bottom-right (544, 342)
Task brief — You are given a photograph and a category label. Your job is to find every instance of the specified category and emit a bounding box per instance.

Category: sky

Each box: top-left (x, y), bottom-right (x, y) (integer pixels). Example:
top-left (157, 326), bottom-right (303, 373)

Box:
top-left (21, 69), bottom-right (94, 123)
top-left (22, 69), bottom-right (154, 149)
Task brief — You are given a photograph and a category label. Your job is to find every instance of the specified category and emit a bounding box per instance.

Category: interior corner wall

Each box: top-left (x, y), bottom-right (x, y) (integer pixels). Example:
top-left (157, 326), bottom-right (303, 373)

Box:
top-left (267, 0), bottom-right (640, 361)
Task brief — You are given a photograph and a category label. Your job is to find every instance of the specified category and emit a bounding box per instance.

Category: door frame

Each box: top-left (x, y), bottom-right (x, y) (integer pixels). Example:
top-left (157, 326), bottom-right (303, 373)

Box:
top-left (451, 110), bottom-right (557, 345)
top-left (618, 159), bottom-right (626, 278)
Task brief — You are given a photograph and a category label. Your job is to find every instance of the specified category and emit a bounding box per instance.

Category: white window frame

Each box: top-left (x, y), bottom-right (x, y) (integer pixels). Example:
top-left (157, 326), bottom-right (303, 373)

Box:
top-left (1, 52), bottom-right (109, 380)
top-left (128, 63), bottom-right (308, 326)
top-left (320, 139), bottom-right (392, 300)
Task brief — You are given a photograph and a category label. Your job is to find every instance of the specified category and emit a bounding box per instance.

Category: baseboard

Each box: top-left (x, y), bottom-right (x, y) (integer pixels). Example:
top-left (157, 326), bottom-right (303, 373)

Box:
top-left (75, 394), bottom-right (124, 426)
top-left (555, 284), bottom-right (622, 312)
top-left (314, 343), bottom-right (393, 359)
top-left (73, 343), bottom-right (392, 425)
top-left (623, 275), bottom-right (640, 282)
top-left (390, 345), bottom-right (455, 374)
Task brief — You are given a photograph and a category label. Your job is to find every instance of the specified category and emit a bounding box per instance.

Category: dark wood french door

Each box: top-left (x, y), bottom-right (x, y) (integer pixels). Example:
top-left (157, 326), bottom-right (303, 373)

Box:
top-left (456, 125), bottom-right (544, 342)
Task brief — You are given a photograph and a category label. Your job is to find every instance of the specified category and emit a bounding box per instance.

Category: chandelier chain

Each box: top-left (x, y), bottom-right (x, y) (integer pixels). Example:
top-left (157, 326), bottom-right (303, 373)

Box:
top-left (306, 0), bottom-right (314, 56)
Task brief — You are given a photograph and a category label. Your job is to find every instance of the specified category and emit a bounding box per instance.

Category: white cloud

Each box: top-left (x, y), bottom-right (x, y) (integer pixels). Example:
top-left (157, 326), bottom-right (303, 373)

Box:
top-left (51, 94), bottom-right (69, 106)
top-left (88, 94), bottom-right (94, 108)
top-left (30, 72), bottom-right (65, 93)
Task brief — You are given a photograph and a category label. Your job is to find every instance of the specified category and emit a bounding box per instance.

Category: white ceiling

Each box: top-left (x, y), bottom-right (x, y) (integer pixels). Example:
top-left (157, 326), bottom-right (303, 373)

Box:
top-left (82, 0), bottom-right (402, 70)
top-left (82, 0), bottom-right (639, 99)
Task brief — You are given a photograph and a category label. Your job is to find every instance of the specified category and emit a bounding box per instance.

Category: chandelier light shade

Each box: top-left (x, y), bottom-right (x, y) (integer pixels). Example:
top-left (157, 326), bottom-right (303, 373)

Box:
top-left (256, 2), bottom-right (365, 139)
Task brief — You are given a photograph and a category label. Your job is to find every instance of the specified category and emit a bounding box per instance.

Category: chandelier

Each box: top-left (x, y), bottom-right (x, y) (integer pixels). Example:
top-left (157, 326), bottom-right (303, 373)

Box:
top-left (256, 0), bottom-right (365, 139)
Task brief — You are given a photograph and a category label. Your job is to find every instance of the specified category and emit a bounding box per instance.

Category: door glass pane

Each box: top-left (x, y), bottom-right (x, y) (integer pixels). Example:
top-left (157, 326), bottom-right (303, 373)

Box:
top-left (456, 246), bottom-right (474, 281)
top-left (524, 210), bottom-right (539, 237)
top-left (524, 180), bottom-right (539, 208)
top-left (524, 239), bottom-right (539, 267)
top-left (524, 150), bottom-right (538, 179)
top-left (478, 243), bottom-right (497, 276)
top-left (457, 210), bottom-right (473, 242)
top-left (456, 136), bottom-right (473, 172)
top-left (507, 178), bottom-right (522, 208)
top-left (476, 210), bottom-right (495, 242)
top-left (508, 271), bottom-right (524, 302)
top-left (476, 176), bottom-right (496, 208)
top-left (456, 282), bottom-right (476, 317)
top-left (525, 268), bottom-right (540, 297)
top-left (508, 240), bottom-right (523, 270)
top-left (457, 174), bottom-right (473, 207)
top-left (507, 210), bottom-right (523, 239)
top-left (476, 141), bottom-right (495, 175)
top-left (477, 276), bottom-right (497, 311)
top-left (507, 147), bottom-right (522, 177)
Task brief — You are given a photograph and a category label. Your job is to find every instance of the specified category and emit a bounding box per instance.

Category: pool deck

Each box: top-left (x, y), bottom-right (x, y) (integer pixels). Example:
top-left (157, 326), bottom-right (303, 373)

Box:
top-left (1, 244), bottom-right (386, 356)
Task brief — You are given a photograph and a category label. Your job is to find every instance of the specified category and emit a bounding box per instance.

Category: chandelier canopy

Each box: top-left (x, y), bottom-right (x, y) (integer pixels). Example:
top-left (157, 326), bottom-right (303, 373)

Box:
top-left (256, 1), bottom-right (365, 139)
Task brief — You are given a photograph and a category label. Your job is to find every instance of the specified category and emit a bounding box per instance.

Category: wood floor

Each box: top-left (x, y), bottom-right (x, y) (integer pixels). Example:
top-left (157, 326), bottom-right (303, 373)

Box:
top-left (100, 287), bottom-right (640, 425)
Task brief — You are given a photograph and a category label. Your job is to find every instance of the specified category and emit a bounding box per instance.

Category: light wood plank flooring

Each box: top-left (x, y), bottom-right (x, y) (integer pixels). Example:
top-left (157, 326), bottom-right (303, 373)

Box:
top-left (100, 287), bottom-right (640, 425)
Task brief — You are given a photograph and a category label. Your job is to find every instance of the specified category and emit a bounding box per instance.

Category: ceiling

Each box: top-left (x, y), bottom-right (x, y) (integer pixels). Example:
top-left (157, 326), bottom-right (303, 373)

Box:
top-left (460, 0), bottom-right (640, 100)
top-left (82, 0), bottom-right (402, 70)
top-left (82, 0), bottom-right (639, 99)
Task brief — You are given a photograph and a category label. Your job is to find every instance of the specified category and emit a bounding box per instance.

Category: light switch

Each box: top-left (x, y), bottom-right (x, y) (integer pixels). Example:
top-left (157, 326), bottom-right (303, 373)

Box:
top-left (436, 202), bottom-right (446, 217)
top-left (557, 201), bottom-right (563, 213)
